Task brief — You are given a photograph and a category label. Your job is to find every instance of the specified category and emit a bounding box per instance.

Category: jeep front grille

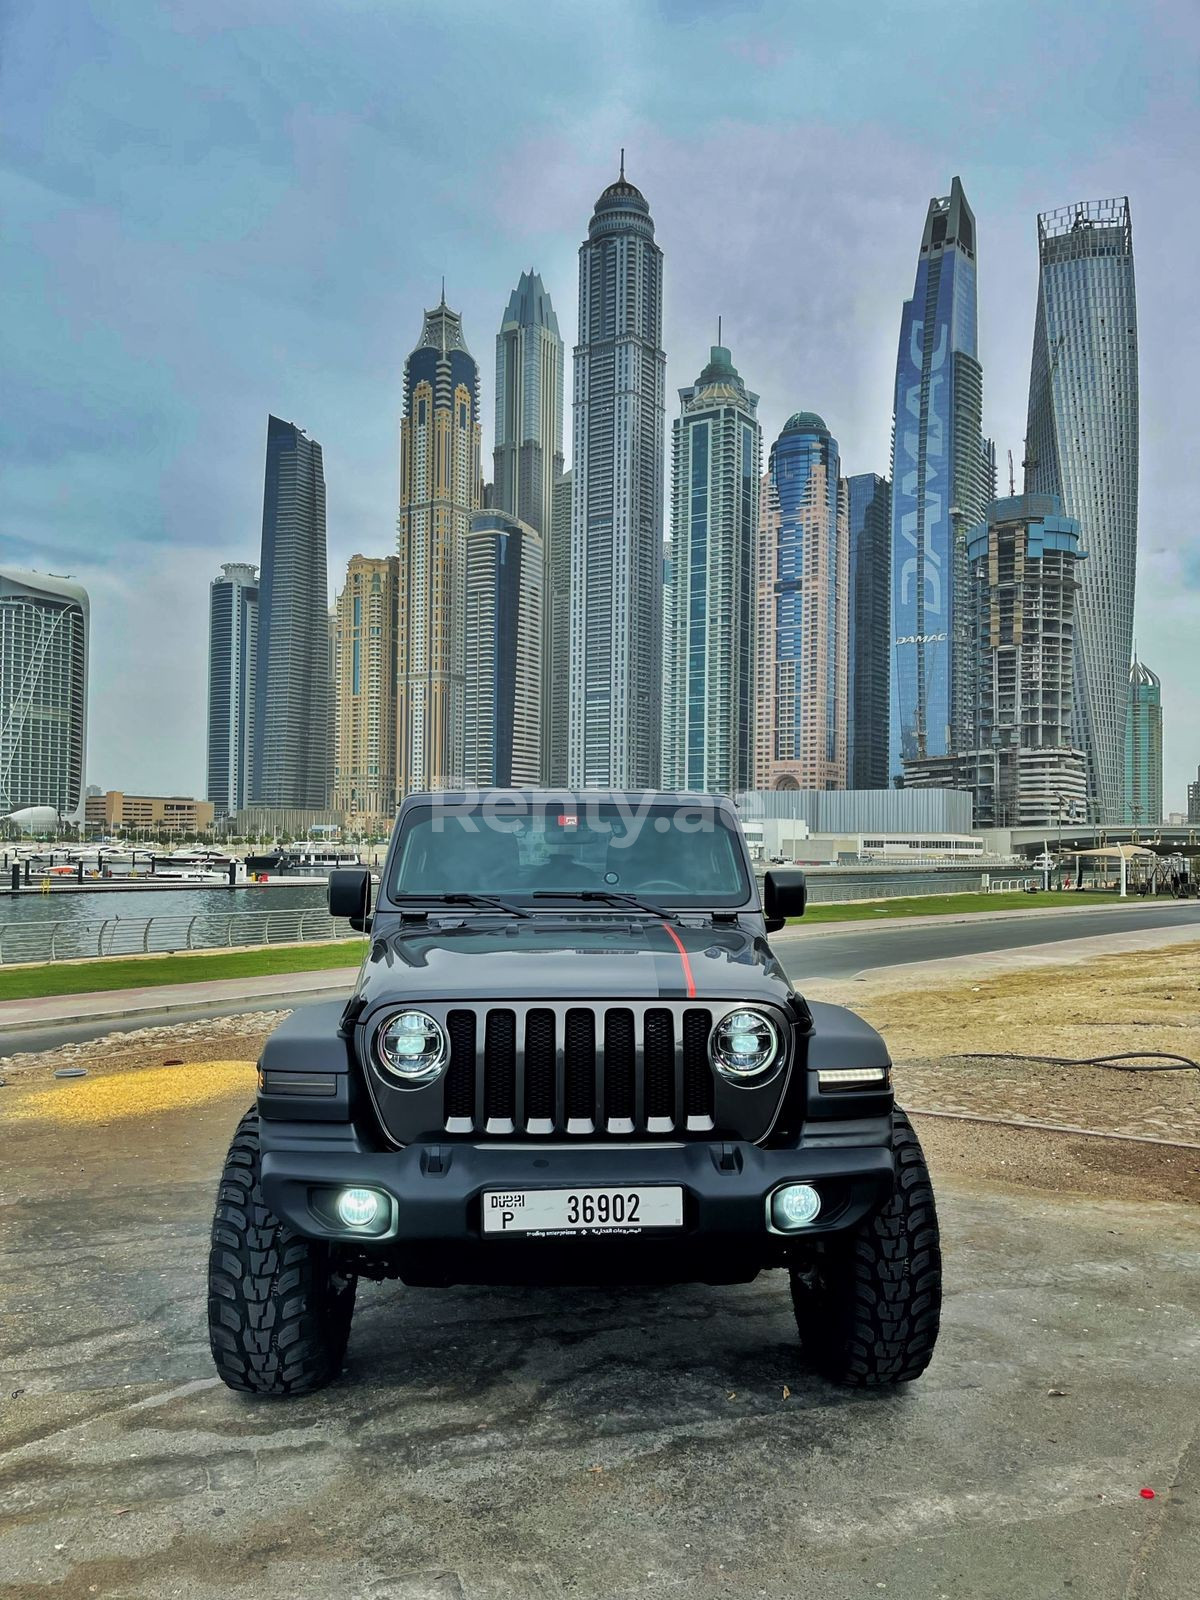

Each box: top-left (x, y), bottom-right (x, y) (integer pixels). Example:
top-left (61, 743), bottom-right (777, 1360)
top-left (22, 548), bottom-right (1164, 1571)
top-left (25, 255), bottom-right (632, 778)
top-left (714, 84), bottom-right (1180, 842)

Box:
top-left (442, 1003), bottom-right (716, 1138)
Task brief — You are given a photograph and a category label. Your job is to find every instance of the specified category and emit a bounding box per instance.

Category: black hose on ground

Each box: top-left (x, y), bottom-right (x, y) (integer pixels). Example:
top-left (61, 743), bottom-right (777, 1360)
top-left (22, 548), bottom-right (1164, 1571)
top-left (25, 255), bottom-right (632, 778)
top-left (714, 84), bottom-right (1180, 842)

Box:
top-left (955, 1051), bottom-right (1199, 1073)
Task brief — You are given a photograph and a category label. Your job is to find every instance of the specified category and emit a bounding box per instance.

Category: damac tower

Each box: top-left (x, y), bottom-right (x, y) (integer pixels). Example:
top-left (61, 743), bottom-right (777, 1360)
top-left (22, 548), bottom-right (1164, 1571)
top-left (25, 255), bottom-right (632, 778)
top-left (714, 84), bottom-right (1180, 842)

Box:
top-left (1025, 199), bottom-right (1138, 824)
top-left (888, 178), bottom-right (992, 784)
top-left (569, 161), bottom-right (666, 787)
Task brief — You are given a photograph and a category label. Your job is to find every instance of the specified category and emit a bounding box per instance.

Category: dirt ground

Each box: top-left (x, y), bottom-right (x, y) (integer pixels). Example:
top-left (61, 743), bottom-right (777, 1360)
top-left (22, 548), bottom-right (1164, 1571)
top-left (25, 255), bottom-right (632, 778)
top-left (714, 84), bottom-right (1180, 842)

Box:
top-left (3, 942), bottom-right (1198, 1206)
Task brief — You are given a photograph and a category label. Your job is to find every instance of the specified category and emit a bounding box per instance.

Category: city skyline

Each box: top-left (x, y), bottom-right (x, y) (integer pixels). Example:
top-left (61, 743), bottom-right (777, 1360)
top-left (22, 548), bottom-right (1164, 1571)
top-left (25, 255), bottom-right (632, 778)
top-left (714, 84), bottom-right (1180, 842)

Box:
top-left (4, 3), bottom-right (1197, 805)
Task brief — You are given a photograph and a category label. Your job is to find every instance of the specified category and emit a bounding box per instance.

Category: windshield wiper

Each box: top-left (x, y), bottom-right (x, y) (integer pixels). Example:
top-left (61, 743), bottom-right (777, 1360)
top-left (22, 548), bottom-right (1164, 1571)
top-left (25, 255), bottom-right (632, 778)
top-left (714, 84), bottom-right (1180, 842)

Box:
top-left (531, 890), bottom-right (678, 921)
top-left (393, 892), bottom-right (530, 919)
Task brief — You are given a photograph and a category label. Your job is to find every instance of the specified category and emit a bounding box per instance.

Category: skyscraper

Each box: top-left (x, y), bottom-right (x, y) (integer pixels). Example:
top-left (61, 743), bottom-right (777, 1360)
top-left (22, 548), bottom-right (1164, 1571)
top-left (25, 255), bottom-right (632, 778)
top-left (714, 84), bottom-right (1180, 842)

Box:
top-left (252, 416), bottom-right (330, 809)
top-left (662, 341), bottom-right (761, 795)
top-left (1025, 198), bottom-right (1138, 824)
top-left (958, 494), bottom-right (1088, 827)
top-left (0, 568), bottom-right (89, 820)
top-left (546, 470), bottom-right (573, 785)
top-left (463, 511), bottom-right (544, 787)
top-left (845, 474), bottom-right (891, 790)
top-left (754, 413), bottom-right (848, 792)
top-left (396, 294), bottom-right (482, 795)
top-left (207, 563), bottom-right (258, 818)
top-left (889, 177), bottom-right (991, 784)
top-left (1125, 656), bottom-right (1162, 826)
top-left (493, 270), bottom-right (564, 782)
top-left (569, 161), bottom-right (666, 788)
top-left (333, 555), bottom-right (399, 833)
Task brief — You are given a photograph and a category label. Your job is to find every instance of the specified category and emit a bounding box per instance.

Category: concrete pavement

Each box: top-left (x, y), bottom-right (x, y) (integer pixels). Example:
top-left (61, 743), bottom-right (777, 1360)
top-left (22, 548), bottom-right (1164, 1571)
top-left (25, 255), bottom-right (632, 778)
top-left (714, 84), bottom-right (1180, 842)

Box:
top-left (1, 1070), bottom-right (1197, 1598)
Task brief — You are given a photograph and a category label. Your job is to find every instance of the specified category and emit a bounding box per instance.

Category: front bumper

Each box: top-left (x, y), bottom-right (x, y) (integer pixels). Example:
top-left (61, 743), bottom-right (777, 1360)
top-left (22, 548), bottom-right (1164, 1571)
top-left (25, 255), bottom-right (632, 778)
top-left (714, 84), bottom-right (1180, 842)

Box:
top-left (260, 1121), bottom-right (895, 1281)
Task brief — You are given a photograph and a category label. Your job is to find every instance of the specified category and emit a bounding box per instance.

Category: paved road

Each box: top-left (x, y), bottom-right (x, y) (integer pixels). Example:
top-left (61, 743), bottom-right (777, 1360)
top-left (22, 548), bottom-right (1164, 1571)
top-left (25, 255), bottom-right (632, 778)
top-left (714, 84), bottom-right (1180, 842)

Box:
top-left (776, 899), bottom-right (1200, 980)
top-left (2, 1064), bottom-right (1197, 1597)
top-left (4, 899), bottom-right (1198, 1058)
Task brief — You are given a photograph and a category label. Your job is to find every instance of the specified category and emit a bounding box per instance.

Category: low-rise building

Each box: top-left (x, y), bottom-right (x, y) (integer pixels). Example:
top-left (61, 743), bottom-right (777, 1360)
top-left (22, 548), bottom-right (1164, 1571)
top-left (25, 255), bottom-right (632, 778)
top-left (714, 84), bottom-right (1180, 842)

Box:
top-left (85, 791), bottom-right (215, 835)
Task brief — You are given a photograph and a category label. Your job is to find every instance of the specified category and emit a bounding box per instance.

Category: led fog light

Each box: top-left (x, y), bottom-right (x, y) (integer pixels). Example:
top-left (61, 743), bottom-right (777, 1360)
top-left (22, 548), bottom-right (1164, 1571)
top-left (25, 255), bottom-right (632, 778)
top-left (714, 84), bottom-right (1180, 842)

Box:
top-left (336, 1187), bottom-right (381, 1229)
top-left (770, 1183), bottom-right (821, 1231)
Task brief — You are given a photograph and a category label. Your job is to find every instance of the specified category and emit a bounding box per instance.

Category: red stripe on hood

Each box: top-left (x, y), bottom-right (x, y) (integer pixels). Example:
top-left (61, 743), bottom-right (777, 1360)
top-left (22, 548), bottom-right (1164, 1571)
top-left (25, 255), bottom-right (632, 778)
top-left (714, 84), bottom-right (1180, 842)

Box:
top-left (659, 921), bottom-right (697, 998)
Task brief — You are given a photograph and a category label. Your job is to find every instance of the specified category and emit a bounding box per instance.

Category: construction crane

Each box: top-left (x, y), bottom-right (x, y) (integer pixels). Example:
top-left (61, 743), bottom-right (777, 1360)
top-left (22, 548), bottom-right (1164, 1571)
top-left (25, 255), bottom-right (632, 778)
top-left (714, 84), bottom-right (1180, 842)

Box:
top-left (1007, 449), bottom-right (1016, 496)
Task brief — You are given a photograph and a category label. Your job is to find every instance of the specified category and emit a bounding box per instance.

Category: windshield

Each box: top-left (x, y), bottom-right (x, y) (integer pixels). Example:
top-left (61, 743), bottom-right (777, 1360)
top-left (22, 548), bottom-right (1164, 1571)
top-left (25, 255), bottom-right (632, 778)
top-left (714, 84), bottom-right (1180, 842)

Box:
top-left (389, 800), bottom-right (752, 908)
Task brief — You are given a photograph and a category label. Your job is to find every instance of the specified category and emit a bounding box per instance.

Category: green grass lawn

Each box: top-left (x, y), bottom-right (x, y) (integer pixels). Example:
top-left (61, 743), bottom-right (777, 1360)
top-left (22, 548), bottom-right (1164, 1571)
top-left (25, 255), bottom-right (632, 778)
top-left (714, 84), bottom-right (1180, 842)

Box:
top-left (794, 889), bottom-right (1131, 924)
top-left (0, 939), bottom-right (367, 1002)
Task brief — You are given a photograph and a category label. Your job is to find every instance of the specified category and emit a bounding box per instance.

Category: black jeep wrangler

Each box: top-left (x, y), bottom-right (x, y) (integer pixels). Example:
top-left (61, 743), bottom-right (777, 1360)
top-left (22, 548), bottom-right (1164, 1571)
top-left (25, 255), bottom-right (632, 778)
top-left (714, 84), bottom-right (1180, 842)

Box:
top-left (208, 791), bottom-right (941, 1395)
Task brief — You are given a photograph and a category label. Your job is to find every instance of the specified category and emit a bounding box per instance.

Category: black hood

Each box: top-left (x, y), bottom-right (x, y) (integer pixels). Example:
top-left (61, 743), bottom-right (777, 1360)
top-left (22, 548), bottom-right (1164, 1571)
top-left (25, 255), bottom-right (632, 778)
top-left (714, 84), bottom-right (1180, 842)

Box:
top-left (356, 919), bottom-right (794, 1007)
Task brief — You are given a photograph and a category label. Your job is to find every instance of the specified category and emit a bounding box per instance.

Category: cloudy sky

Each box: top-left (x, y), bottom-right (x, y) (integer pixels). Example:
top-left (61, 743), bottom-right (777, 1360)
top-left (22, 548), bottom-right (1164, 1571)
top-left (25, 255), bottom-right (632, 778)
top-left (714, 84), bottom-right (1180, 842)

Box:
top-left (3, 0), bottom-right (1197, 807)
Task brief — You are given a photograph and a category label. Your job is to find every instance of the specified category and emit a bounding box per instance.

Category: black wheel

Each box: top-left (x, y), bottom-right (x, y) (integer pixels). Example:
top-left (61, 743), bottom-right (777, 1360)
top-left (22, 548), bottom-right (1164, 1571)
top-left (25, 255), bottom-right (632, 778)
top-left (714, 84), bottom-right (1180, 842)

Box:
top-left (789, 1108), bottom-right (941, 1386)
top-left (208, 1108), bottom-right (357, 1396)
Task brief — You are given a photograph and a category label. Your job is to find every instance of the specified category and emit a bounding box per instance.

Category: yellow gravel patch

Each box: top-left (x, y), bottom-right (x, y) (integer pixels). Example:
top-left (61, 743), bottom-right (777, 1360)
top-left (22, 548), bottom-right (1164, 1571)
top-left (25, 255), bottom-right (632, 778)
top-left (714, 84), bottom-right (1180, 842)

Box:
top-left (7, 1060), bottom-right (256, 1125)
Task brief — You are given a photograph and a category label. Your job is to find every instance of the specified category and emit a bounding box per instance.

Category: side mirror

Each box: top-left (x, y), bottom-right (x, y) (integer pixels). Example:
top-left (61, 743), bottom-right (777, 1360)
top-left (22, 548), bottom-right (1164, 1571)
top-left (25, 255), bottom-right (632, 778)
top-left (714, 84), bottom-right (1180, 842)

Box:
top-left (329, 868), bottom-right (372, 932)
top-left (763, 868), bottom-right (806, 932)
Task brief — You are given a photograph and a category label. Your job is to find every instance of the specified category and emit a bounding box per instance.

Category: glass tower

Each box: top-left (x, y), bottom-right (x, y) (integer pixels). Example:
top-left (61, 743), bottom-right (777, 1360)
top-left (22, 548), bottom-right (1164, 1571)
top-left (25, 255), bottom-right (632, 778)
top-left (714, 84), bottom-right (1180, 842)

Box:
top-left (1025, 198), bottom-right (1138, 824)
top-left (1124, 657), bottom-right (1162, 826)
top-left (754, 413), bottom-right (848, 791)
top-left (207, 563), bottom-right (258, 818)
top-left (889, 177), bottom-right (991, 783)
top-left (396, 294), bottom-right (482, 794)
top-left (0, 567), bottom-right (89, 821)
top-left (546, 470), bottom-right (573, 785)
top-left (662, 342), bottom-right (761, 795)
top-left (845, 474), bottom-right (891, 790)
top-left (569, 162), bottom-right (666, 788)
top-left (463, 512), bottom-right (544, 787)
top-left (494, 272), bottom-right (563, 782)
top-left (252, 417), bottom-right (330, 809)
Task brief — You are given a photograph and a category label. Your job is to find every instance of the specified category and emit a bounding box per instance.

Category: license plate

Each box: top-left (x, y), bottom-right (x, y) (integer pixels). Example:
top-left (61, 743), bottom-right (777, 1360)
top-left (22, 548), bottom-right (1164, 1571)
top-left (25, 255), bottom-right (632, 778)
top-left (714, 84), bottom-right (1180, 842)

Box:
top-left (481, 1186), bottom-right (684, 1237)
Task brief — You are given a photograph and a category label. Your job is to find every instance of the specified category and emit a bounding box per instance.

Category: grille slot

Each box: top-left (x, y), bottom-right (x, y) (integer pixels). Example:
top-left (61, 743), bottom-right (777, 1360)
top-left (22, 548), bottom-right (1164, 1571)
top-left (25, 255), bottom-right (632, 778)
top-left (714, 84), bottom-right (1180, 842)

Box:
top-left (439, 1003), bottom-right (741, 1138)
top-left (604, 1009), bottom-right (636, 1127)
top-left (444, 1010), bottom-right (476, 1126)
top-left (683, 1008), bottom-right (715, 1124)
top-left (564, 1009), bottom-right (596, 1130)
top-left (524, 1008), bottom-right (556, 1123)
top-left (484, 1010), bottom-right (517, 1132)
top-left (644, 1008), bottom-right (675, 1125)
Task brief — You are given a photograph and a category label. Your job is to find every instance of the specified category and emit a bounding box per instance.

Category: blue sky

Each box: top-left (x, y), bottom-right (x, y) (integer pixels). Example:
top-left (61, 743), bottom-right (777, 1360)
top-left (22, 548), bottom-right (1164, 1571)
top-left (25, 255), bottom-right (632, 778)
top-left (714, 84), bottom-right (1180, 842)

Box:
top-left (3, 0), bottom-right (1197, 805)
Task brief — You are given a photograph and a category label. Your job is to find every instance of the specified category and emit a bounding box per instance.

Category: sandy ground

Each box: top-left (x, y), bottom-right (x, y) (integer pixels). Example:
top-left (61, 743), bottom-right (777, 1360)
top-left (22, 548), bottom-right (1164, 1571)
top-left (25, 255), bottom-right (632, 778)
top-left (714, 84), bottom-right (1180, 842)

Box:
top-left (2, 951), bottom-right (1199, 1597)
top-left (3, 943), bottom-right (1199, 1212)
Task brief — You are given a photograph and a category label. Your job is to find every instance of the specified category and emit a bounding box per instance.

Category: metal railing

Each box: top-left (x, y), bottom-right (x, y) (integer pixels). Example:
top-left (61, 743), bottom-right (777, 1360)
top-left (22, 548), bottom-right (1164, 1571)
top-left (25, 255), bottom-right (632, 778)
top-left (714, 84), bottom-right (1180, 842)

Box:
top-left (0, 907), bottom-right (367, 966)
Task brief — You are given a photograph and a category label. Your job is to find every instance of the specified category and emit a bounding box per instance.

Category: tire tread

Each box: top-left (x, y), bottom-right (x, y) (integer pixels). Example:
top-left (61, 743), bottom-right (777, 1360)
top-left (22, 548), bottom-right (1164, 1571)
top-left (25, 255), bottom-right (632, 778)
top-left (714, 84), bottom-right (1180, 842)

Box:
top-left (206, 1108), bottom-right (355, 1396)
top-left (790, 1107), bottom-right (942, 1386)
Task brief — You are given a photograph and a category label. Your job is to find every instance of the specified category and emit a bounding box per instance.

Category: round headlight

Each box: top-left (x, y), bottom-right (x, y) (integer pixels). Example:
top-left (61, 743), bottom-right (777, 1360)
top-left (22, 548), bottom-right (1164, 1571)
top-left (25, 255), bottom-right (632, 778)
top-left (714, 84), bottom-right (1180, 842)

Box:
top-left (375, 1010), bottom-right (449, 1084)
top-left (710, 1008), bottom-right (780, 1081)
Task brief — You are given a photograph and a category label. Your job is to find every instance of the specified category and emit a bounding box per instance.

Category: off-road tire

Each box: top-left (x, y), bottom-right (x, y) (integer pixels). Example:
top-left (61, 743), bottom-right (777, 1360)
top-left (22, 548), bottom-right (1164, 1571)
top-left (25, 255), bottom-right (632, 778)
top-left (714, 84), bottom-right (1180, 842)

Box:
top-left (208, 1107), bottom-right (357, 1396)
top-left (790, 1107), bottom-right (941, 1386)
